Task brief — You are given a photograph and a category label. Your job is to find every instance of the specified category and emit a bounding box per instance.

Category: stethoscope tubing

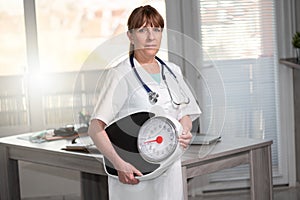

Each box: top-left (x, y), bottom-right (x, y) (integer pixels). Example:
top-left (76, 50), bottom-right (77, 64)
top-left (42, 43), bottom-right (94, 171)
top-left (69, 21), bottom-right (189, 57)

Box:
top-left (130, 54), bottom-right (152, 93)
top-left (129, 54), bottom-right (176, 91)
top-left (129, 54), bottom-right (190, 105)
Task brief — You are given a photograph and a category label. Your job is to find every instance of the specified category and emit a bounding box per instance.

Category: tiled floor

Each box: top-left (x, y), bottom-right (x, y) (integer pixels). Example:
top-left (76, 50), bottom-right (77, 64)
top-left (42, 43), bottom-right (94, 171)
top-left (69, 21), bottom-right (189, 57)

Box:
top-left (22, 186), bottom-right (300, 200)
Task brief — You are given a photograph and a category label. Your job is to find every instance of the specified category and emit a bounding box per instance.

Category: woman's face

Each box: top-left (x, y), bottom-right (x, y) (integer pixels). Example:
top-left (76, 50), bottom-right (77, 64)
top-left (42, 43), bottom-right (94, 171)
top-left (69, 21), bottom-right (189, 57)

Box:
top-left (128, 23), bottom-right (163, 58)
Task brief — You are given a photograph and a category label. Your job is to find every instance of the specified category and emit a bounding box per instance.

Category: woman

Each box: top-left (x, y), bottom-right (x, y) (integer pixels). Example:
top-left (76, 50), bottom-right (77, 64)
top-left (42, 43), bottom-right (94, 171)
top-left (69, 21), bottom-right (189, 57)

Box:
top-left (88, 5), bottom-right (201, 200)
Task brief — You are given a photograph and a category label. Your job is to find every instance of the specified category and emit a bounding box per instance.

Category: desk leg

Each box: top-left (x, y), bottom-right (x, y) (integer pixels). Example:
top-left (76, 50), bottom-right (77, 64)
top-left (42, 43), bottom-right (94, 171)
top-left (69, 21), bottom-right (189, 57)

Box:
top-left (182, 166), bottom-right (188, 200)
top-left (80, 172), bottom-right (108, 200)
top-left (0, 145), bottom-right (21, 200)
top-left (249, 145), bottom-right (273, 200)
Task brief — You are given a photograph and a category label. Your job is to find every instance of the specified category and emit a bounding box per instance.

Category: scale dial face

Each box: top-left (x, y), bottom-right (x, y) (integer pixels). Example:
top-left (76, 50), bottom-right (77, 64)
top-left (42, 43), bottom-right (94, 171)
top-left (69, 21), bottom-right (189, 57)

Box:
top-left (137, 116), bottom-right (178, 163)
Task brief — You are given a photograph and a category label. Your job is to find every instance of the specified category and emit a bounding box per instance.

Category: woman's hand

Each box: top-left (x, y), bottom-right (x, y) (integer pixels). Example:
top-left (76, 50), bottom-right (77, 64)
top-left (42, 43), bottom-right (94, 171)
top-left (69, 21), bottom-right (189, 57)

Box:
top-left (179, 129), bottom-right (192, 149)
top-left (179, 115), bottom-right (193, 149)
top-left (88, 119), bottom-right (142, 184)
top-left (115, 160), bottom-right (143, 185)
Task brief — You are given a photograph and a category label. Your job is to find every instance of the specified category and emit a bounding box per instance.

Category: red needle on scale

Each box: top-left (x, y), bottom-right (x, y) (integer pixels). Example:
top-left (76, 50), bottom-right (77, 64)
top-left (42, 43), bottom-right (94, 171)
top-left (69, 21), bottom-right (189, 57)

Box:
top-left (144, 136), bottom-right (163, 144)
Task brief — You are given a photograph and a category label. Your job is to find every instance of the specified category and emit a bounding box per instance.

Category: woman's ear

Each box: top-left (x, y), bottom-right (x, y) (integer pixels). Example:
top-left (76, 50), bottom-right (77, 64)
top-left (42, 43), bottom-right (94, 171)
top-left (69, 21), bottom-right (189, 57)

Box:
top-left (127, 31), bottom-right (134, 44)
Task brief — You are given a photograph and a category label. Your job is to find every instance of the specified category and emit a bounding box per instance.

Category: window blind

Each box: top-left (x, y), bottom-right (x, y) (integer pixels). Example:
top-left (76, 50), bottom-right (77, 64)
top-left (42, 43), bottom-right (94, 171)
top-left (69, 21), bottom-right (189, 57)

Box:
top-left (198, 0), bottom-right (280, 187)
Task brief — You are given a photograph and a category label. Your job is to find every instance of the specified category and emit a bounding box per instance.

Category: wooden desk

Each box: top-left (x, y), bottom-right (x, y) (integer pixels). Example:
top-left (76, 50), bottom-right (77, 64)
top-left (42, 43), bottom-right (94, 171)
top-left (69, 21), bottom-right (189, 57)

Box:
top-left (0, 134), bottom-right (273, 200)
top-left (182, 137), bottom-right (273, 200)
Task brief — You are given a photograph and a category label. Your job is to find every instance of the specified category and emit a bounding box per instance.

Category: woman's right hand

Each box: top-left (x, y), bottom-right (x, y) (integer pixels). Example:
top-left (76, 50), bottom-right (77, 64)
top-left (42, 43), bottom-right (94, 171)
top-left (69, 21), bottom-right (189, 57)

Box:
top-left (115, 160), bottom-right (143, 185)
top-left (88, 120), bottom-right (142, 184)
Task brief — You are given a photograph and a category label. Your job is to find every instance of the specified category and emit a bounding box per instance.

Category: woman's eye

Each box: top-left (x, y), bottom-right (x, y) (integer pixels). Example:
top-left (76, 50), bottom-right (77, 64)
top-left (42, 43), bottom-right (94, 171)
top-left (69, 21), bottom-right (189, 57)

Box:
top-left (138, 28), bottom-right (147, 33)
top-left (153, 28), bottom-right (162, 32)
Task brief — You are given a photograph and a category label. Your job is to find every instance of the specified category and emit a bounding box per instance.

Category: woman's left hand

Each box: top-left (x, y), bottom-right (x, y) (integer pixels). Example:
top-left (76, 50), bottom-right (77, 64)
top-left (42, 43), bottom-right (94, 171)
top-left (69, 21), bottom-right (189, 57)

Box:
top-left (179, 129), bottom-right (192, 149)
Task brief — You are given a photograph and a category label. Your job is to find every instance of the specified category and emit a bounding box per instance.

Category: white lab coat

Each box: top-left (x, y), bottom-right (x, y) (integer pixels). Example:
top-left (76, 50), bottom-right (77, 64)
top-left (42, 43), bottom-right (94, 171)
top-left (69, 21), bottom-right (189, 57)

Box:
top-left (92, 57), bottom-right (201, 200)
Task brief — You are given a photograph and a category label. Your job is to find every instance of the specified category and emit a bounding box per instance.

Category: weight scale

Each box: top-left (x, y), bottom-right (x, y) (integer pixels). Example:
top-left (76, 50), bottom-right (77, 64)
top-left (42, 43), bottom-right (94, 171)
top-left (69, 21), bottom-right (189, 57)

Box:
top-left (103, 111), bottom-right (184, 181)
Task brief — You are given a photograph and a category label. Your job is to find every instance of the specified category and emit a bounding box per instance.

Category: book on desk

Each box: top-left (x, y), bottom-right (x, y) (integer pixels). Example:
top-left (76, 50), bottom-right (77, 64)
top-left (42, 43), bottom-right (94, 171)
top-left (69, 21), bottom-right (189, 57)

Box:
top-left (191, 134), bottom-right (221, 145)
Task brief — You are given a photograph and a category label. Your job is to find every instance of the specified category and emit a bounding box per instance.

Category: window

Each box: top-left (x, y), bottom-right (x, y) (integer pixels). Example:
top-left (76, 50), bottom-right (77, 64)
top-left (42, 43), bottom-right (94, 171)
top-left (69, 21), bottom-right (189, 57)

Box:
top-left (34, 0), bottom-right (166, 127)
top-left (199, 0), bottom-right (278, 139)
top-left (166, 0), bottom-right (286, 192)
top-left (0, 1), bottom-right (26, 75)
top-left (0, 0), bottom-right (166, 132)
top-left (198, 0), bottom-right (281, 190)
top-left (35, 0), bottom-right (166, 73)
top-left (0, 1), bottom-right (29, 133)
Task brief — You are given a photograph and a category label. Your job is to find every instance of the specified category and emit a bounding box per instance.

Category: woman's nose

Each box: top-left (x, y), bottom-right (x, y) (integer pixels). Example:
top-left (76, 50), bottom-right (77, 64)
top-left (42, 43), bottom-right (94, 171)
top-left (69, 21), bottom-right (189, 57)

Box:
top-left (147, 29), bottom-right (155, 40)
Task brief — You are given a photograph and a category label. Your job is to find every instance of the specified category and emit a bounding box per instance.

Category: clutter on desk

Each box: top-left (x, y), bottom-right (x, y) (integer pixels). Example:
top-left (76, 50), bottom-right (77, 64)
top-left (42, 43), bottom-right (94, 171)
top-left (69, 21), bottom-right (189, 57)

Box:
top-left (18, 111), bottom-right (91, 144)
top-left (53, 125), bottom-right (77, 137)
top-left (29, 129), bottom-right (54, 143)
top-left (18, 124), bottom-right (89, 143)
top-left (78, 111), bottom-right (91, 127)
top-left (46, 125), bottom-right (79, 141)
top-left (25, 127), bottom-right (78, 143)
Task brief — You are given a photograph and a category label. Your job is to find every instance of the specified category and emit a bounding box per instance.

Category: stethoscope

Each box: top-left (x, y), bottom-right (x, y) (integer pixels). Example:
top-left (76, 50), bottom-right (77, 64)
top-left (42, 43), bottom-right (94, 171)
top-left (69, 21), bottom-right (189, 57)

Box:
top-left (130, 54), bottom-right (190, 106)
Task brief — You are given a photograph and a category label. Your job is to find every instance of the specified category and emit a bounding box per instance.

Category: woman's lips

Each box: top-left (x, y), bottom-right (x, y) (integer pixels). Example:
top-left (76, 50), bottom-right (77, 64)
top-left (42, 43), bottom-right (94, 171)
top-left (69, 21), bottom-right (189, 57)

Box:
top-left (144, 45), bottom-right (157, 48)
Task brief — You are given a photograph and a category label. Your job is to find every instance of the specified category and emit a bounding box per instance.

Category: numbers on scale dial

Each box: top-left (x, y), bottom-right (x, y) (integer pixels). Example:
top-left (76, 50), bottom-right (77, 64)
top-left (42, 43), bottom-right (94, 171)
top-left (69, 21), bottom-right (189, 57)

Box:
top-left (138, 117), bottom-right (178, 163)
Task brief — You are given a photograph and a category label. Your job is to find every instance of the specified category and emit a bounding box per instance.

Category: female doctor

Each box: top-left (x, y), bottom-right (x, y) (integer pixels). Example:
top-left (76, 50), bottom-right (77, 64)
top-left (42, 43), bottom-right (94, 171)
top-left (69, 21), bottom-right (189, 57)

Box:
top-left (88, 5), bottom-right (201, 200)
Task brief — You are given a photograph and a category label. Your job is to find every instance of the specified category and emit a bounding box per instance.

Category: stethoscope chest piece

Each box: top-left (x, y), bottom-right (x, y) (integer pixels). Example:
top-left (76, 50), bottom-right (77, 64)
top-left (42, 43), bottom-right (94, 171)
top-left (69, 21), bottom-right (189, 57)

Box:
top-left (148, 91), bottom-right (159, 105)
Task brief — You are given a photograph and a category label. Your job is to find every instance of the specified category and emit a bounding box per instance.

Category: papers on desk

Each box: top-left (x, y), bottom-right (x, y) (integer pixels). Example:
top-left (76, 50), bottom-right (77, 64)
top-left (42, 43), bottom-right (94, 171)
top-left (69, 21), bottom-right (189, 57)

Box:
top-left (191, 134), bottom-right (221, 145)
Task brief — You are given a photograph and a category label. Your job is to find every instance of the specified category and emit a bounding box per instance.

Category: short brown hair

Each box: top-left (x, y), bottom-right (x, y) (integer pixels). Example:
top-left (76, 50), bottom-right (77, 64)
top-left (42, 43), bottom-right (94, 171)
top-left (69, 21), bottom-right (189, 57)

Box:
top-left (127, 5), bottom-right (164, 31)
